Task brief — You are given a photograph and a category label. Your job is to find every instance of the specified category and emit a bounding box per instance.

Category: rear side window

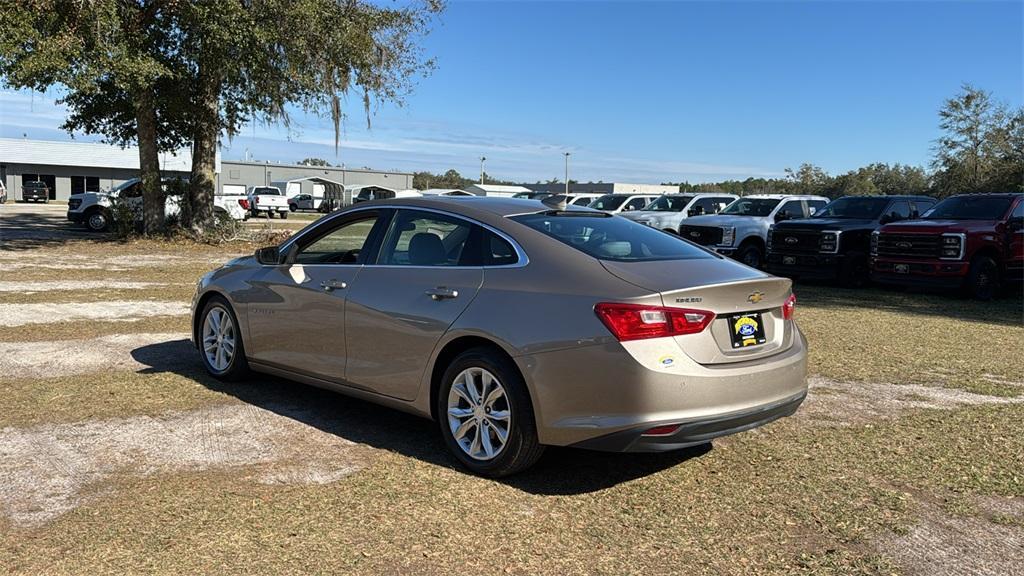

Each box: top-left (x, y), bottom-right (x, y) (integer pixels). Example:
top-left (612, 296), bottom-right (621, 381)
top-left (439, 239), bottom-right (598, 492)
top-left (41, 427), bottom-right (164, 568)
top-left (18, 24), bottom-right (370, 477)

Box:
top-left (485, 231), bottom-right (518, 266)
top-left (806, 200), bottom-right (829, 216)
top-left (379, 210), bottom-right (475, 266)
top-left (510, 214), bottom-right (715, 262)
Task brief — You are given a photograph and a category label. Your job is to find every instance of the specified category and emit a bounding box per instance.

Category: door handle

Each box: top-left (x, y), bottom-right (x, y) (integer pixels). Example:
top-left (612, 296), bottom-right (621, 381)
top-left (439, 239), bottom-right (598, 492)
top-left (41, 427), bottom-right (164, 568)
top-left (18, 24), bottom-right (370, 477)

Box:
top-left (425, 287), bottom-right (459, 300)
top-left (321, 279), bottom-right (347, 292)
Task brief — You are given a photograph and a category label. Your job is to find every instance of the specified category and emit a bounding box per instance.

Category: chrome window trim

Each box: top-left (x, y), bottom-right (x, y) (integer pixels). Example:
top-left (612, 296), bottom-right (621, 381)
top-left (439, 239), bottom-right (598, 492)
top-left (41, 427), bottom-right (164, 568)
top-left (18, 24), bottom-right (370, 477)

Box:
top-left (282, 204), bottom-right (530, 269)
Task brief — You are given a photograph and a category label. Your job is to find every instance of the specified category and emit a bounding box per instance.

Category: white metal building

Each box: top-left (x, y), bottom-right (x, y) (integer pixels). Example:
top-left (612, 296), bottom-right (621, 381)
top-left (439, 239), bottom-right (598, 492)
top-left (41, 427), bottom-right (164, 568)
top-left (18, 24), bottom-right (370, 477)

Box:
top-left (463, 183), bottom-right (532, 197)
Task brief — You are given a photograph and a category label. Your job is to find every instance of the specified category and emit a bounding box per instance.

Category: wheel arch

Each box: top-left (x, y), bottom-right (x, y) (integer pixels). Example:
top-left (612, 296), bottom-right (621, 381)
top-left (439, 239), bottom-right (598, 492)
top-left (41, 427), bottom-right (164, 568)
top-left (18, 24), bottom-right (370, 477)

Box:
top-left (192, 289), bottom-right (237, 350)
top-left (427, 334), bottom-right (527, 422)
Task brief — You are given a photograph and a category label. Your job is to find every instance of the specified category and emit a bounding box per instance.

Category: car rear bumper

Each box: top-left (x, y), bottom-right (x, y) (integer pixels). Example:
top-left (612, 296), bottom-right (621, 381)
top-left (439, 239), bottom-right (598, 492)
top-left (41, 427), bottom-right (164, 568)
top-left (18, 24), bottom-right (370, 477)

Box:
top-left (766, 252), bottom-right (843, 279)
top-left (516, 329), bottom-right (808, 449)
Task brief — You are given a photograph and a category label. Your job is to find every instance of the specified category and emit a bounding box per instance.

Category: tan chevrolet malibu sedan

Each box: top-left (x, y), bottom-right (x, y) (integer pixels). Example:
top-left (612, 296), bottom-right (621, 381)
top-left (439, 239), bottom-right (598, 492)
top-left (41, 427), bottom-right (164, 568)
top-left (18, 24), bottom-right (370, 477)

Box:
top-left (192, 196), bottom-right (808, 476)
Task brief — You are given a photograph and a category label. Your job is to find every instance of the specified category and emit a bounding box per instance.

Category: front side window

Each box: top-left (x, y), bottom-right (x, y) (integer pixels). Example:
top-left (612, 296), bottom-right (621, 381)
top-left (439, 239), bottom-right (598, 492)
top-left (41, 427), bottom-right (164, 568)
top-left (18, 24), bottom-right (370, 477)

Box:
top-left (295, 215), bottom-right (380, 265)
top-left (806, 200), bottom-right (828, 216)
top-left (511, 213), bottom-right (715, 262)
top-left (887, 201), bottom-right (912, 221)
top-left (625, 197), bottom-right (649, 211)
top-left (776, 200), bottom-right (804, 219)
top-left (719, 198), bottom-right (781, 217)
top-left (571, 196), bottom-right (594, 206)
top-left (645, 195), bottom-right (693, 212)
top-left (379, 210), bottom-right (476, 266)
top-left (589, 195), bottom-right (628, 211)
top-left (922, 196), bottom-right (1016, 220)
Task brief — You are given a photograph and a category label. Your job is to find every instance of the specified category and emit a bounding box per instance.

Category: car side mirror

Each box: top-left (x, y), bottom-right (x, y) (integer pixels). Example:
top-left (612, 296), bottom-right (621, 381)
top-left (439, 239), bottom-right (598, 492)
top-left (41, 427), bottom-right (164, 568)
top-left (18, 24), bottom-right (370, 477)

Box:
top-left (775, 210), bottom-right (790, 222)
top-left (1010, 218), bottom-right (1024, 232)
top-left (879, 214), bottom-right (892, 224)
top-left (255, 246), bottom-right (280, 265)
top-left (688, 207), bottom-right (703, 217)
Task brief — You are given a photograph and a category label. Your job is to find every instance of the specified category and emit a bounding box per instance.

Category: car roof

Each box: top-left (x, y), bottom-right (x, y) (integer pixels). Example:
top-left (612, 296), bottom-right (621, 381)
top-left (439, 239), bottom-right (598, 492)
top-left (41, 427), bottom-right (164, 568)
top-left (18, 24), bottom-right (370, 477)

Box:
top-left (350, 195), bottom-right (597, 218)
top-left (948, 192), bottom-right (1023, 198)
top-left (737, 194), bottom-right (828, 200)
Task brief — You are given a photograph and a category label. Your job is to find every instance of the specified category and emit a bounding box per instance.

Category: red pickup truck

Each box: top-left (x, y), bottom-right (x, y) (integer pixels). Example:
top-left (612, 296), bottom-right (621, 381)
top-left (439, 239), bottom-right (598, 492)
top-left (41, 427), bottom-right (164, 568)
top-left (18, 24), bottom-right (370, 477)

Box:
top-left (871, 193), bottom-right (1023, 299)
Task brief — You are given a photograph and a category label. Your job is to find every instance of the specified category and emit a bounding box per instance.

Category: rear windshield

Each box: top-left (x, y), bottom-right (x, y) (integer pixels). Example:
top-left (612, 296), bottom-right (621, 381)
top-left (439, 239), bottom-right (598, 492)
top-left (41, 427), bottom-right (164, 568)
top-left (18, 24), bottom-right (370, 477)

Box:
top-left (922, 196), bottom-right (1015, 220)
top-left (588, 195), bottom-right (628, 210)
top-left (815, 196), bottom-right (891, 219)
top-left (253, 187), bottom-right (280, 195)
top-left (510, 213), bottom-right (716, 262)
top-left (644, 195), bottom-right (694, 212)
top-left (719, 198), bottom-right (781, 217)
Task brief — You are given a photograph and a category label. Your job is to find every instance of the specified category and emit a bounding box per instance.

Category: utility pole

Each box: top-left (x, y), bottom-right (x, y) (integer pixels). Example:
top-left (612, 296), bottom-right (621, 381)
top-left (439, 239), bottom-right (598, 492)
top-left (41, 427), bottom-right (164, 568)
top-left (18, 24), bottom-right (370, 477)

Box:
top-left (480, 156), bottom-right (486, 185)
top-left (563, 152), bottom-right (571, 196)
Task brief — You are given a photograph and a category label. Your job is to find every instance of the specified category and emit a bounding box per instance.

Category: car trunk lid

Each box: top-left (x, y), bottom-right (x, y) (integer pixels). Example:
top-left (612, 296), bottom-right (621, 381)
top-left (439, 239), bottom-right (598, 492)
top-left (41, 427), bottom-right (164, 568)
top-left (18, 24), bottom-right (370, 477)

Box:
top-left (601, 258), bottom-right (795, 364)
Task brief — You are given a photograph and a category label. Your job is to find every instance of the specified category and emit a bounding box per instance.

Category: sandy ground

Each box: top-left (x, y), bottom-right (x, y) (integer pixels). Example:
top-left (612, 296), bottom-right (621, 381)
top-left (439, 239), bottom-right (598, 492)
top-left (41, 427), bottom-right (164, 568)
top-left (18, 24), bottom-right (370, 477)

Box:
top-left (878, 497), bottom-right (1024, 576)
top-left (0, 301), bottom-right (189, 327)
top-left (0, 280), bottom-right (168, 292)
top-left (0, 333), bottom-right (191, 379)
top-left (0, 403), bottom-right (365, 527)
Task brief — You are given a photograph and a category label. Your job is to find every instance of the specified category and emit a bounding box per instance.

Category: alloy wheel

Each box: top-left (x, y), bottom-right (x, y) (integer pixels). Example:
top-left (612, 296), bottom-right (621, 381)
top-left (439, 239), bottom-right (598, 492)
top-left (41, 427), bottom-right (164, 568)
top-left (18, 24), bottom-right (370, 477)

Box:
top-left (202, 306), bottom-right (236, 372)
top-left (446, 367), bottom-right (511, 461)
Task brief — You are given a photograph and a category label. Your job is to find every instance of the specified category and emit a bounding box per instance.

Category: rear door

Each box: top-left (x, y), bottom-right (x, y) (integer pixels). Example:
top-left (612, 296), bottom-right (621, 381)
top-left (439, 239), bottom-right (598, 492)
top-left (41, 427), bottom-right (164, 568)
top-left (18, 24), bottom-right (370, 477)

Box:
top-left (246, 210), bottom-right (388, 382)
top-left (344, 208), bottom-right (484, 400)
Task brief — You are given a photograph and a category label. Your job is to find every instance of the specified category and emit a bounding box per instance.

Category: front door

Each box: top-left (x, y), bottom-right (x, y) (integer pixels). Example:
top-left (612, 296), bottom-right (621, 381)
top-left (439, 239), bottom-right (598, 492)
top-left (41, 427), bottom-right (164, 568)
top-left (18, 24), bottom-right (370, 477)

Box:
top-left (1007, 200), bottom-right (1024, 280)
top-left (246, 210), bottom-right (387, 383)
top-left (345, 209), bottom-right (484, 400)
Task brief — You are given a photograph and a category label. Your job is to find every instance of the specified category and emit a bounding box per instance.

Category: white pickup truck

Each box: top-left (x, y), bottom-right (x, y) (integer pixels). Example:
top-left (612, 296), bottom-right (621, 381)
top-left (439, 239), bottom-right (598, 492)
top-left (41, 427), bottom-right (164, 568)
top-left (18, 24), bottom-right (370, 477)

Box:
top-left (247, 186), bottom-right (290, 219)
top-left (68, 178), bottom-right (248, 232)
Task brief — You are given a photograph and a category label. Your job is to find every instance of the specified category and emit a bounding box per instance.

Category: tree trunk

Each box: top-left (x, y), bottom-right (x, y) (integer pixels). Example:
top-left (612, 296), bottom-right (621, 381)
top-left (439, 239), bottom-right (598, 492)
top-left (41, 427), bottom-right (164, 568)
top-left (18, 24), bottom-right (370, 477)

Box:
top-left (189, 61), bottom-right (221, 231)
top-left (135, 87), bottom-right (163, 235)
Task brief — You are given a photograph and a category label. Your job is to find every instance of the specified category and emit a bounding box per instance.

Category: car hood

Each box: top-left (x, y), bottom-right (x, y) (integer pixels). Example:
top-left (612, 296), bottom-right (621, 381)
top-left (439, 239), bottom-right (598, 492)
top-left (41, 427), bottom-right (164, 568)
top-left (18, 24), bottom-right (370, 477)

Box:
top-left (880, 219), bottom-right (999, 234)
top-left (774, 217), bottom-right (876, 231)
top-left (600, 255), bottom-right (766, 293)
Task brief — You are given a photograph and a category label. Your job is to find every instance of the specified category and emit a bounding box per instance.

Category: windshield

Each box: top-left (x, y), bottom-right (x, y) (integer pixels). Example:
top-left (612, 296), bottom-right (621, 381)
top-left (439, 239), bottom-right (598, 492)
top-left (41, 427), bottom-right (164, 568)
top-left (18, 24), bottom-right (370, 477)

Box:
top-left (719, 198), bottom-right (781, 217)
top-left (510, 213), bottom-right (716, 262)
top-left (643, 195), bottom-right (694, 212)
top-left (589, 195), bottom-right (628, 210)
top-left (253, 187), bottom-right (280, 195)
top-left (815, 196), bottom-right (891, 219)
top-left (922, 196), bottom-right (1015, 220)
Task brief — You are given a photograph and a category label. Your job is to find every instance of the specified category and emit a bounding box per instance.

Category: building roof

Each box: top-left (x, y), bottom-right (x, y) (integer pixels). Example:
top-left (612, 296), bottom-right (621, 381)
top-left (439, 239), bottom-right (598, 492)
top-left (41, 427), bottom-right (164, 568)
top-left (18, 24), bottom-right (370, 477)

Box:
top-left (0, 137), bottom-right (201, 172)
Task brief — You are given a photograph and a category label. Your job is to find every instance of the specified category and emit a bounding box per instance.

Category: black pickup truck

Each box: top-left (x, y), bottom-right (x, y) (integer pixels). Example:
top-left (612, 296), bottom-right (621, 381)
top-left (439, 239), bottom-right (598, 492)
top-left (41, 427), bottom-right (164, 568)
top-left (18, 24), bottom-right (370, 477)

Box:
top-left (766, 195), bottom-right (936, 286)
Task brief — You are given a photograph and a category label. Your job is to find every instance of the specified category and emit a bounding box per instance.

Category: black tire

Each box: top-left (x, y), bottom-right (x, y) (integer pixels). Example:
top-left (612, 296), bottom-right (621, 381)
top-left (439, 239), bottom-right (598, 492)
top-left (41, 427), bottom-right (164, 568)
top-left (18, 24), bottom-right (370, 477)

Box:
top-left (267, 211), bottom-right (275, 219)
top-left (280, 211), bottom-right (288, 220)
top-left (85, 208), bottom-right (110, 232)
top-left (963, 256), bottom-right (1000, 300)
top-left (838, 252), bottom-right (869, 288)
top-left (197, 296), bottom-right (250, 381)
top-left (436, 347), bottom-right (544, 477)
top-left (735, 242), bottom-right (764, 269)
top-left (289, 204), bottom-right (297, 212)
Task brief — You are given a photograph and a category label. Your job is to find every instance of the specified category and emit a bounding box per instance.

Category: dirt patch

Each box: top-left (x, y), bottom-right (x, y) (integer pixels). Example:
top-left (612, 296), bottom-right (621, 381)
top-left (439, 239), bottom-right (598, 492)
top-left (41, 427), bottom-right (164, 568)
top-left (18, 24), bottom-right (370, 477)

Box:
top-left (0, 301), bottom-right (189, 327)
top-left (0, 280), bottom-right (168, 293)
top-left (0, 403), bottom-right (366, 527)
top-left (802, 377), bottom-right (1024, 425)
top-left (0, 333), bottom-right (190, 380)
top-left (877, 498), bottom-right (1024, 576)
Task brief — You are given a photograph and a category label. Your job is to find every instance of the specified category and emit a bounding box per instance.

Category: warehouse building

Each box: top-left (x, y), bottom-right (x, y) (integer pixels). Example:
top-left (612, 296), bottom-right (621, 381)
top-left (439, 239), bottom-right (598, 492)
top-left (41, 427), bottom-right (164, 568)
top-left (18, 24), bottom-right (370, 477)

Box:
top-left (0, 138), bottom-right (412, 201)
top-left (525, 182), bottom-right (677, 196)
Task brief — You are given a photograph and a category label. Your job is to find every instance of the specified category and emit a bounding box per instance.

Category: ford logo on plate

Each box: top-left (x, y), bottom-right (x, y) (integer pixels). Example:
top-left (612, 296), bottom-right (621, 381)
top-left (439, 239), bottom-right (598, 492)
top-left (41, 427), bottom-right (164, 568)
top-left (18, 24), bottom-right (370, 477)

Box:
top-left (785, 236), bottom-right (798, 244)
top-left (896, 241), bottom-right (912, 249)
top-left (690, 231), bottom-right (700, 238)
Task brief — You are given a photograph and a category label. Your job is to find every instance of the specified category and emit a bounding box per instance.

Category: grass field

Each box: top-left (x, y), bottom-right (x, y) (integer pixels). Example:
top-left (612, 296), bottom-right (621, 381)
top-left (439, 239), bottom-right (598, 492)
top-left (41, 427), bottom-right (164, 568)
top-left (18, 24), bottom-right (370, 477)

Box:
top-left (1, 211), bottom-right (1022, 575)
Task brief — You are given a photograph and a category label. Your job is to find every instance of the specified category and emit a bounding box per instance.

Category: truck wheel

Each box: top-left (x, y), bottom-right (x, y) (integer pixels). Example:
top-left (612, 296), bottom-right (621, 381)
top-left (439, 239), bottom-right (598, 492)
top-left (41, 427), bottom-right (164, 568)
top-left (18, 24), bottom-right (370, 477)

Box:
top-left (85, 209), bottom-right (110, 232)
top-left (268, 211), bottom-right (275, 219)
top-left (964, 256), bottom-right (999, 300)
top-left (735, 242), bottom-right (764, 269)
top-left (280, 211), bottom-right (288, 220)
top-left (289, 204), bottom-right (297, 212)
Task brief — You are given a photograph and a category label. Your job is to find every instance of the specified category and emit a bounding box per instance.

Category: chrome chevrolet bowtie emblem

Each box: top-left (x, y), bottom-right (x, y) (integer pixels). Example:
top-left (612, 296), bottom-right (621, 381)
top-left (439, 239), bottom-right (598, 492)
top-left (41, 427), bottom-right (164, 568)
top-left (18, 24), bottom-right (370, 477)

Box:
top-left (747, 292), bottom-right (764, 304)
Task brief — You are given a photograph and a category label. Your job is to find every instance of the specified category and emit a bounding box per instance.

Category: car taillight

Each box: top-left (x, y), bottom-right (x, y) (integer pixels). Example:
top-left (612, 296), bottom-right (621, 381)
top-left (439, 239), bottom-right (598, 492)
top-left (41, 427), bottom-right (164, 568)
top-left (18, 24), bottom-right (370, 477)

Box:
top-left (238, 199), bottom-right (250, 209)
top-left (594, 302), bottom-right (715, 341)
top-left (782, 294), bottom-right (796, 320)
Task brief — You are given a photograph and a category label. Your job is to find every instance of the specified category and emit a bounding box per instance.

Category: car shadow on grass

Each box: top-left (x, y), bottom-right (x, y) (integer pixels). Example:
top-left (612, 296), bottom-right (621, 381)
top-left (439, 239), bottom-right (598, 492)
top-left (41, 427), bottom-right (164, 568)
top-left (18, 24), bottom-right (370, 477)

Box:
top-left (132, 339), bottom-right (710, 495)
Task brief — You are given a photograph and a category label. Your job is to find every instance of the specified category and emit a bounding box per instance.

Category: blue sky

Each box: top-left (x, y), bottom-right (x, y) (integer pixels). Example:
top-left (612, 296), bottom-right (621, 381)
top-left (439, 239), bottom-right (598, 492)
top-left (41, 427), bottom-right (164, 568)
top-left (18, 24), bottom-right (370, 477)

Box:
top-left (1, 0), bottom-right (1021, 183)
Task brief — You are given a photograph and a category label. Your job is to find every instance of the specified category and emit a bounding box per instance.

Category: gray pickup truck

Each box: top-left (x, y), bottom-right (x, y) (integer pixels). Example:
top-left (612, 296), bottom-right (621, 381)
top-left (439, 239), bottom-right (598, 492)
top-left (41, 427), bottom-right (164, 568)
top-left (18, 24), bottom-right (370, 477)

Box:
top-left (22, 180), bottom-right (51, 203)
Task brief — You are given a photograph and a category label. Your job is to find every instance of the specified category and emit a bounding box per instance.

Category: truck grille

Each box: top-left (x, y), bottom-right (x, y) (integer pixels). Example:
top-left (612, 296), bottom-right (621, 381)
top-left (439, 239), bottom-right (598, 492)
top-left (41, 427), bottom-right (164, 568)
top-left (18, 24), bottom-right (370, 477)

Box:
top-left (875, 233), bottom-right (941, 258)
top-left (678, 225), bottom-right (723, 246)
top-left (769, 229), bottom-right (821, 254)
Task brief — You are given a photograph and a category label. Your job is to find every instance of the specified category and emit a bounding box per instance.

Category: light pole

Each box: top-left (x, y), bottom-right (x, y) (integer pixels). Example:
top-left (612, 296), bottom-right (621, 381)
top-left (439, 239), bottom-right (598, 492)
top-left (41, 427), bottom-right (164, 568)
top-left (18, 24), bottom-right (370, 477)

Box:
top-left (563, 152), bottom-right (571, 196)
top-left (480, 156), bottom-right (486, 185)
